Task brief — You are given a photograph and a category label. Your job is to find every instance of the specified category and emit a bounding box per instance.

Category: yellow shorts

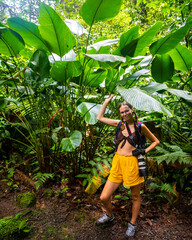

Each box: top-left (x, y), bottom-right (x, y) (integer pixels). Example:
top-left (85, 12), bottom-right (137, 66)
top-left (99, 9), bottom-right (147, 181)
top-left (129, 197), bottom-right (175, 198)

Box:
top-left (108, 153), bottom-right (144, 187)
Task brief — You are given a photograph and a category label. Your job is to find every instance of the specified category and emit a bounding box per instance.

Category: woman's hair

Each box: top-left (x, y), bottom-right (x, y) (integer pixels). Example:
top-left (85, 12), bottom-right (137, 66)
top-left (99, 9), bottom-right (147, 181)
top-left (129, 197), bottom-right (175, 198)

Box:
top-left (118, 102), bottom-right (138, 123)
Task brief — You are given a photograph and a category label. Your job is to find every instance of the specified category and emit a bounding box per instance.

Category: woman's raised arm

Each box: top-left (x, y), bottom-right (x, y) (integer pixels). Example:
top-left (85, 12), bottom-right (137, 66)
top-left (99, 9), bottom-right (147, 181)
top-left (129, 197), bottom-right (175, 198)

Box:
top-left (97, 95), bottom-right (119, 127)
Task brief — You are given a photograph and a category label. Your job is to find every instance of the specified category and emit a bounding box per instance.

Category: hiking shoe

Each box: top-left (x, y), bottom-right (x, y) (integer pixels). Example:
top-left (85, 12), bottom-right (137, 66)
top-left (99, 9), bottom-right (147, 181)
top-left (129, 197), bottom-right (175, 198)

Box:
top-left (96, 213), bottom-right (114, 225)
top-left (125, 223), bottom-right (137, 238)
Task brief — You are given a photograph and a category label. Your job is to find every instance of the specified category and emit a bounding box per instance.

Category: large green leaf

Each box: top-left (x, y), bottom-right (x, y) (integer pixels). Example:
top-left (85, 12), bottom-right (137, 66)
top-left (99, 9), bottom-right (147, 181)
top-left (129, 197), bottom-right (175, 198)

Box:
top-left (0, 27), bottom-right (24, 57)
top-left (151, 54), bottom-right (174, 83)
top-left (134, 22), bottom-right (163, 56)
top-left (85, 54), bottom-right (126, 63)
top-left (121, 22), bottom-right (162, 57)
top-left (51, 61), bottom-right (82, 82)
top-left (114, 26), bottom-right (139, 56)
top-left (7, 17), bottom-right (48, 51)
top-left (167, 89), bottom-right (192, 102)
top-left (150, 20), bottom-right (192, 55)
top-left (38, 3), bottom-right (76, 57)
top-left (141, 82), bottom-right (168, 94)
top-left (77, 102), bottom-right (104, 124)
top-left (80, 0), bottom-right (123, 26)
top-left (85, 69), bottom-right (107, 87)
top-left (64, 19), bottom-right (88, 35)
top-left (117, 69), bottom-right (150, 86)
top-left (27, 50), bottom-right (50, 82)
top-left (87, 39), bottom-right (119, 51)
top-left (117, 85), bottom-right (172, 116)
top-left (61, 130), bottom-right (82, 152)
top-left (106, 67), bottom-right (124, 91)
top-left (168, 45), bottom-right (192, 72)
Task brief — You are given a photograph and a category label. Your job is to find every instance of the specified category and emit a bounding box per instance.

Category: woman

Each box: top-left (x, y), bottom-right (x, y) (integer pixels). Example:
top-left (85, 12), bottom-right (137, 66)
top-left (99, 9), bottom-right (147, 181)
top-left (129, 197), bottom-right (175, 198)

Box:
top-left (96, 95), bottom-right (159, 238)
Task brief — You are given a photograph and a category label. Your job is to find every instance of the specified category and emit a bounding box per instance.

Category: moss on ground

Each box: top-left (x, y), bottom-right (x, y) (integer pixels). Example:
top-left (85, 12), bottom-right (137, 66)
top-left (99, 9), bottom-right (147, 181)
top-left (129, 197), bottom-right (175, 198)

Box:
top-left (0, 213), bottom-right (30, 240)
top-left (15, 192), bottom-right (36, 208)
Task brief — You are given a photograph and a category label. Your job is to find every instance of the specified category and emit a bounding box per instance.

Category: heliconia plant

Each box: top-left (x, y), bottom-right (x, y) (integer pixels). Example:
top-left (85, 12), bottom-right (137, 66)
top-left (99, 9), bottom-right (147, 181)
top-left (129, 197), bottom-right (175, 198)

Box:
top-left (0, 0), bottom-right (192, 176)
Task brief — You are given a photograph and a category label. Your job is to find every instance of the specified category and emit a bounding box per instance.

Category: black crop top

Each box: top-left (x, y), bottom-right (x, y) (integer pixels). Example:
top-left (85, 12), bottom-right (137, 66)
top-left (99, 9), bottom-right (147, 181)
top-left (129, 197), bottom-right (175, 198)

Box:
top-left (116, 126), bottom-right (141, 148)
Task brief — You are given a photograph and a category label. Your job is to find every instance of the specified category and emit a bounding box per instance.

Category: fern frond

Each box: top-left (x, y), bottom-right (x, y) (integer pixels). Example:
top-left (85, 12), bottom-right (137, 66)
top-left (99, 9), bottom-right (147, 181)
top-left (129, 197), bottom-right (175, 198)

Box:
top-left (156, 151), bottom-right (191, 165)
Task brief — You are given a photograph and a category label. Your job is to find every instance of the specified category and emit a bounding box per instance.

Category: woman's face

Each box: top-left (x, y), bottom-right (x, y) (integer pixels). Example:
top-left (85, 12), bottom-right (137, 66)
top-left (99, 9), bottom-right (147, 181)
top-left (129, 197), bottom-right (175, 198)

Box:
top-left (119, 105), bottom-right (133, 120)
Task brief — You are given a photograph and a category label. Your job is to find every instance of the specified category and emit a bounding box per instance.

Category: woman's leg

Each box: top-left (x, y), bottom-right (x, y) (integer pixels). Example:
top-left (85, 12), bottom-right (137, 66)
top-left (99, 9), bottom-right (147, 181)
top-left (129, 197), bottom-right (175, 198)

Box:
top-left (100, 180), bottom-right (121, 216)
top-left (130, 183), bottom-right (141, 225)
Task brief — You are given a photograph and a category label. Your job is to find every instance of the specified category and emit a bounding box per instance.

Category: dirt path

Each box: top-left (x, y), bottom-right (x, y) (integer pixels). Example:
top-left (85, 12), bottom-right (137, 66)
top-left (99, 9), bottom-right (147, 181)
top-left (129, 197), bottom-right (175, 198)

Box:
top-left (0, 182), bottom-right (192, 240)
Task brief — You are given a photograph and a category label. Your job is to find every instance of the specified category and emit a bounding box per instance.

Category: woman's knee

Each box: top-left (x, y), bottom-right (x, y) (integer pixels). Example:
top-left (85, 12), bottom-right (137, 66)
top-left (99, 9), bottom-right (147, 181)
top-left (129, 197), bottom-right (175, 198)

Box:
top-left (100, 194), bottom-right (112, 202)
top-left (132, 194), bottom-right (141, 202)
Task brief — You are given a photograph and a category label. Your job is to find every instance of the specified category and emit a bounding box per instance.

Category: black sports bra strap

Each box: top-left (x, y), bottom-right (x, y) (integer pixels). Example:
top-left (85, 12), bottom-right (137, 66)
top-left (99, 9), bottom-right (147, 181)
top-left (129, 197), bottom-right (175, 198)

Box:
top-left (125, 122), bottom-right (132, 136)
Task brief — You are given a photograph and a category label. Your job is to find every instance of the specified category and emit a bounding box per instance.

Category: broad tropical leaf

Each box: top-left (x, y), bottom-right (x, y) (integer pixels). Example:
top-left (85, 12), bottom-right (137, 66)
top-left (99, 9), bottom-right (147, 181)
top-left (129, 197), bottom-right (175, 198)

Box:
top-left (117, 69), bottom-right (150, 86)
top-left (114, 26), bottom-right (139, 56)
top-left (7, 17), bottom-right (48, 51)
top-left (141, 82), bottom-right (168, 94)
top-left (167, 88), bottom-right (192, 102)
top-left (51, 61), bottom-right (82, 82)
top-left (134, 22), bottom-right (163, 56)
top-left (61, 130), bottom-right (82, 152)
top-left (139, 55), bottom-right (153, 67)
top-left (117, 85), bottom-right (172, 116)
top-left (151, 54), bottom-right (174, 83)
top-left (64, 19), bottom-right (88, 35)
top-left (168, 45), bottom-right (192, 72)
top-left (0, 27), bottom-right (24, 57)
top-left (150, 20), bottom-right (192, 55)
top-left (77, 102), bottom-right (108, 124)
top-left (121, 22), bottom-right (162, 57)
top-left (85, 69), bottom-right (107, 87)
top-left (85, 54), bottom-right (126, 62)
top-left (87, 39), bottom-right (119, 51)
top-left (38, 3), bottom-right (76, 57)
top-left (80, 0), bottom-right (123, 26)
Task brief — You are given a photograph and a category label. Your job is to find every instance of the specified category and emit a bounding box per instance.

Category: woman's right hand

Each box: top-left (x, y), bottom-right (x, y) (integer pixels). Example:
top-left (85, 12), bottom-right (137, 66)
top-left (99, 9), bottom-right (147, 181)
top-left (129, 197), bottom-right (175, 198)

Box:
top-left (105, 94), bottom-right (113, 104)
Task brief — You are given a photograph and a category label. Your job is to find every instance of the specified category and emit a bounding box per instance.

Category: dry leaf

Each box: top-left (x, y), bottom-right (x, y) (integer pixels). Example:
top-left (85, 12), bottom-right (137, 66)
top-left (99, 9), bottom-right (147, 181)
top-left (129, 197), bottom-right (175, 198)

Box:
top-left (146, 218), bottom-right (153, 226)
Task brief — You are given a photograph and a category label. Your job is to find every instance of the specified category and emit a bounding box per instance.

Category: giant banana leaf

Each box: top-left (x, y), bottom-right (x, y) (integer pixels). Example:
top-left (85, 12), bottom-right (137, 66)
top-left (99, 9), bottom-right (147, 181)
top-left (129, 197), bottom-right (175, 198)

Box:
top-left (38, 3), bottom-right (76, 57)
top-left (168, 45), bottom-right (192, 72)
top-left (61, 130), bottom-right (82, 152)
top-left (150, 20), bottom-right (192, 56)
top-left (117, 85), bottom-right (172, 116)
top-left (7, 17), bottom-right (48, 51)
top-left (80, 0), bottom-right (123, 26)
top-left (151, 54), bottom-right (174, 83)
top-left (0, 27), bottom-right (24, 57)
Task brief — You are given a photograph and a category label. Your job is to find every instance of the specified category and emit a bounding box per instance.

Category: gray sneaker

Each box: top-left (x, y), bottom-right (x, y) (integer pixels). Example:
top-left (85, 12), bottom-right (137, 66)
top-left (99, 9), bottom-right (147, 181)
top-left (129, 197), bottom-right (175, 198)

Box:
top-left (125, 223), bottom-right (137, 238)
top-left (96, 213), bottom-right (114, 225)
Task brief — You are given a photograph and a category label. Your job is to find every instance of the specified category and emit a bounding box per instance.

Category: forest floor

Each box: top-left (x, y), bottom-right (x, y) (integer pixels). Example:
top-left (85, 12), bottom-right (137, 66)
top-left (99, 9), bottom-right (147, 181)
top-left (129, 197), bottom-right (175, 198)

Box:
top-left (0, 180), bottom-right (192, 240)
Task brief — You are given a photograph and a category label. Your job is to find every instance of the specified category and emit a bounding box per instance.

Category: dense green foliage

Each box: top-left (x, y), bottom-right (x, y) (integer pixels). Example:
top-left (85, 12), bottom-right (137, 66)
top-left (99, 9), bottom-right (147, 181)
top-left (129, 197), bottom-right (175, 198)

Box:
top-left (0, 0), bottom-right (192, 201)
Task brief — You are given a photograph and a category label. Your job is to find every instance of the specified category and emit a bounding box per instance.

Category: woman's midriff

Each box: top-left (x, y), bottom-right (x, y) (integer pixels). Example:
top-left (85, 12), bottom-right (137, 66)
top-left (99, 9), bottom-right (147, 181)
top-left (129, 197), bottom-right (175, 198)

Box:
top-left (116, 140), bottom-right (136, 156)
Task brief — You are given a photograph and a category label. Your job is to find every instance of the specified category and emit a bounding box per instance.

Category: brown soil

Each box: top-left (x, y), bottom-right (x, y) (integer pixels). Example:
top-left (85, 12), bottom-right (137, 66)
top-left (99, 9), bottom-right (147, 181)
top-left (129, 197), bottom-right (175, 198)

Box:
top-left (0, 181), bottom-right (192, 240)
